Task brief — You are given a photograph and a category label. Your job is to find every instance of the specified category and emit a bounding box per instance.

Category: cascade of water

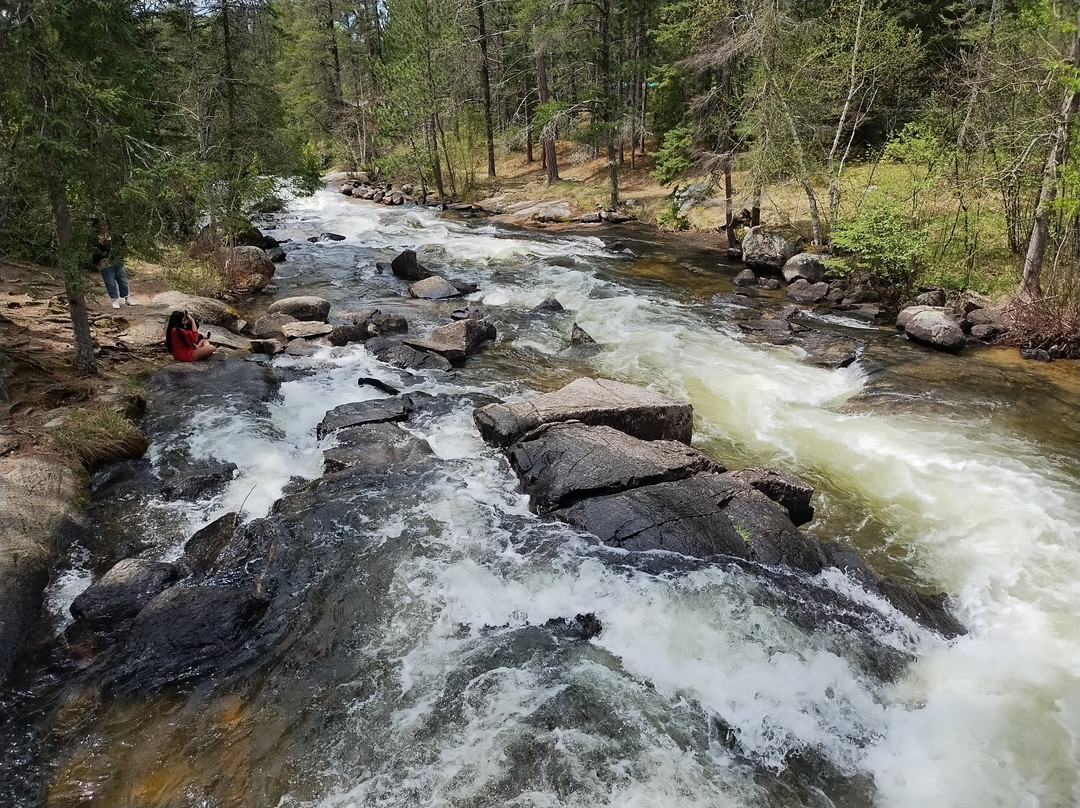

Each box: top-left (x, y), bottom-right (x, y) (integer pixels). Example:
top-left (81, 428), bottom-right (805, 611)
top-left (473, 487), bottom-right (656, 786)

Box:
top-left (21, 191), bottom-right (1080, 808)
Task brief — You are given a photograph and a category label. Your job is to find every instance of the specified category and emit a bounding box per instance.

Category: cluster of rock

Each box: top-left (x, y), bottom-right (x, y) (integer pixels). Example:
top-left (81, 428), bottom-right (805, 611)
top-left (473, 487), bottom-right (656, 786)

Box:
top-left (895, 293), bottom-right (1010, 354)
top-left (339, 177), bottom-right (427, 206)
top-left (732, 227), bottom-right (1012, 355)
top-left (474, 377), bottom-right (966, 639)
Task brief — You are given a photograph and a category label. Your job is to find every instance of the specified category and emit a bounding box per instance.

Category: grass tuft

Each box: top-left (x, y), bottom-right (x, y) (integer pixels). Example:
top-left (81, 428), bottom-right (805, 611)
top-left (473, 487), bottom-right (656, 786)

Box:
top-left (49, 407), bottom-right (149, 470)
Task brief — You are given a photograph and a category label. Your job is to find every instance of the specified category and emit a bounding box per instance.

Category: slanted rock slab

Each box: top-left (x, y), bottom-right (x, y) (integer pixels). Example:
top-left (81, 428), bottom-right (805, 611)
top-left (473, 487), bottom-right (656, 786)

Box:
top-left (366, 336), bottom-right (453, 372)
top-left (553, 473), bottom-right (751, 559)
top-left (474, 377), bottom-right (694, 448)
top-left (323, 422), bottom-right (434, 474)
top-left (317, 397), bottom-right (413, 439)
top-left (508, 422), bottom-right (723, 513)
top-left (724, 467), bottom-right (815, 526)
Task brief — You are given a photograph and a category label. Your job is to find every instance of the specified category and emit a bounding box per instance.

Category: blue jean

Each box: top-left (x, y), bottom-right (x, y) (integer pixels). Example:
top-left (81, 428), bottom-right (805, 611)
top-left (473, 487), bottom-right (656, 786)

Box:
top-left (100, 263), bottom-right (129, 300)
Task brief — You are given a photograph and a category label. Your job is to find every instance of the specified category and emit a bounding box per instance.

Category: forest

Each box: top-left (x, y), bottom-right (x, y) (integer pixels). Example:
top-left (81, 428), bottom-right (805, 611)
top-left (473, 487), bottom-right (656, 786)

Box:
top-left (1, 0), bottom-right (1077, 356)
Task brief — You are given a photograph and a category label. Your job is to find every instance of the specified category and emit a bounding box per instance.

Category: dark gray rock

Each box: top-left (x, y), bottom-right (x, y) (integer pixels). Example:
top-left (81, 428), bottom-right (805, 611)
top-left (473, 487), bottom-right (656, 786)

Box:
top-left (721, 486), bottom-right (826, 573)
top-left (409, 275), bottom-right (461, 300)
top-left (328, 324), bottom-right (368, 346)
top-left (268, 296), bottom-right (331, 322)
top-left (724, 467), bottom-right (815, 526)
top-left (317, 397), bottom-right (413, 439)
top-left (970, 323), bottom-right (1005, 341)
top-left (508, 422), bottom-right (723, 513)
top-left (319, 232), bottom-right (346, 241)
top-left (474, 377), bottom-right (694, 448)
top-left (782, 253), bottom-right (828, 284)
top-left (101, 585), bottom-right (269, 693)
top-left (390, 249), bottom-right (431, 281)
top-left (530, 297), bottom-right (565, 314)
top-left (570, 323), bottom-right (597, 347)
top-left (786, 279), bottom-right (829, 303)
top-left (914, 289), bottom-right (946, 307)
top-left (965, 307), bottom-right (1007, 330)
top-left (1020, 348), bottom-right (1052, 362)
top-left (578, 213), bottom-right (602, 223)
top-left (70, 558), bottom-right (179, 623)
top-left (266, 247), bottom-right (287, 263)
top-left (553, 474), bottom-right (750, 559)
top-left (252, 311), bottom-right (298, 340)
top-left (756, 278), bottom-right (781, 290)
top-left (250, 338), bottom-right (283, 355)
top-left (161, 462), bottom-right (238, 502)
top-left (182, 512), bottom-right (241, 575)
top-left (366, 336), bottom-right (454, 372)
top-left (323, 422), bottom-right (434, 474)
top-left (401, 318), bottom-right (496, 365)
top-left (710, 292), bottom-right (762, 310)
top-left (733, 268), bottom-right (758, 287)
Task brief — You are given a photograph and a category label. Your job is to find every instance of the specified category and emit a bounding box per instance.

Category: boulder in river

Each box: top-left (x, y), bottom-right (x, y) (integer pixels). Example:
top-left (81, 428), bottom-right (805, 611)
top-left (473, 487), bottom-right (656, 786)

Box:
top-left (409, 275), bottom-right (461, 300)
top-left (323, 422), bottom-right (434, 474)
top-left (473, 377), bottom-right (694, 448)
top-left (733, 268), bottom-right (758, 287)
top-left (70, 558), bottom-right (179, 623)
top-left (281, 321), bottom-right (334, 341)
top-left (365, 336), bottom-right (454, 372)
top-left (391, 249), bottom-right (432, 282)
top-left (268, 296), bottom-right (331, 322)
top-left (724, 467), bottom-right (815, 526)
top-left (901, 308), bottom-right (967, 354)
top-left (401, 318), bottom-right (496, 365)
top-left (252, 311), bottom-right (298, 340)
top-left (786, 279), bottom-right (829, 304)
top-left (317, 397), bottom-right (414, 439)
top-left (218, 246), bottom-right (275, 293)
top-left (508, 422), bottom-right (723, 513)
top-left (782, 253), bottom-right (828, 284)
top-left (161, 461), bottom-right (238, 502)
top-left (99, 585), bottom-right (269, 693)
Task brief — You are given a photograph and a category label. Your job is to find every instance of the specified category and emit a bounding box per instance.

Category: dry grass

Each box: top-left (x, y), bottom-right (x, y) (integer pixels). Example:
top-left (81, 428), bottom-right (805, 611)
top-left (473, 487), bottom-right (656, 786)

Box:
top-left (48, 406), bottom-right (149, 470)
top-left (129, 246), bottom-right (222, 298)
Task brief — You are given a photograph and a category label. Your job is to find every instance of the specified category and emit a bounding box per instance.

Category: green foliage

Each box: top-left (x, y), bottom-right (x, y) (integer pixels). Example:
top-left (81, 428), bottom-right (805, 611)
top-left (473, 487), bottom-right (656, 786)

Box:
top-left (650, 125), bottom-right (693, 185)
top-left (830, 193), bottom-right (927, 291)
top-left (656, 198), bottom-right (689, 231)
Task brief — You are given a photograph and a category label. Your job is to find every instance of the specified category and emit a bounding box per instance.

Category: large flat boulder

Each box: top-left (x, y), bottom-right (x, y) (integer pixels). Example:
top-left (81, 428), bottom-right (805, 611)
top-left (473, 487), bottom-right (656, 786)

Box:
top-left (474, 377), bottom-right (693, 448)
top-left (281, 321), bottom-right (334, 340)
top-left (904, 309), bottom-right (967, 353)
top-left (409, 275), bottom-right (461, 300)
top-left (323, 422), bottom-right (434, 474)
top-left (508, 422), bottom-right (723, 513)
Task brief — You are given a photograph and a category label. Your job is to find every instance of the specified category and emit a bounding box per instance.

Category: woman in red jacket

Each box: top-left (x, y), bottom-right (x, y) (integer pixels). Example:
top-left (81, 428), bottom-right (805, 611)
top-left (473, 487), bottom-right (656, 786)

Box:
top-left (165, 310), bottom-right (216, 361)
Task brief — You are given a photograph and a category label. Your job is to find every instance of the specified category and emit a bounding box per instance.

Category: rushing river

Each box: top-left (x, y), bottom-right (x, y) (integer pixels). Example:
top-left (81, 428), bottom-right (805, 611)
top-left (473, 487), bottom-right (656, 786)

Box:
top-left (3, 190), bottom-right (1079, 808)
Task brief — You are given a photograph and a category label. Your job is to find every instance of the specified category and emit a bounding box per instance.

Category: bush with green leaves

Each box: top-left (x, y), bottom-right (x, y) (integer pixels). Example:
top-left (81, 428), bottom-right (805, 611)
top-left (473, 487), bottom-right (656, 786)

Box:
top-left (830, 193), bottom-right (926, 292)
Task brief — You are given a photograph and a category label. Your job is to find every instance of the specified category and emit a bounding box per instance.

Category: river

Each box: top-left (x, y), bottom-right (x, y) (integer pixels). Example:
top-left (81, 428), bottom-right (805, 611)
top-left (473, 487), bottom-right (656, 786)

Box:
top-left (3, 190), bottom-right (1078, 808)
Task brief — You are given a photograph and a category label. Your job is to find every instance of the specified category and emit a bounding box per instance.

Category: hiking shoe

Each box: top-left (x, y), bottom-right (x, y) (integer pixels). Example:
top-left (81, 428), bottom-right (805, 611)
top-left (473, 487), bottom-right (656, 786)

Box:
top-left (111, 299), bottom-right (121, 308)
top-left (125, 297), bottom-right (135, 305)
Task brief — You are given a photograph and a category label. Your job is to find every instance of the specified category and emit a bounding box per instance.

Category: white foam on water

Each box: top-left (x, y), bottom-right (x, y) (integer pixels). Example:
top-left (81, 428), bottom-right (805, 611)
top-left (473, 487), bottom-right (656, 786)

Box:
top-left (216, 193), bottom-right (1080, 806)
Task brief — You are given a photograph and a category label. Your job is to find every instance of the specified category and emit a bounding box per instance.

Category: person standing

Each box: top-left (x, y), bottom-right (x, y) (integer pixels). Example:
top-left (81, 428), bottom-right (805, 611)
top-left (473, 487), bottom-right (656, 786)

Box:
top-left (91, 218), bottom-right (133, 308)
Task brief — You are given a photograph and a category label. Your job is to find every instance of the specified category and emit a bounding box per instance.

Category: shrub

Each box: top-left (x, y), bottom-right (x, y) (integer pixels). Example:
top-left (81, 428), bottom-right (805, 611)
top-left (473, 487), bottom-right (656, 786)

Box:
top-left (830, 193), bottom-right (926, 293)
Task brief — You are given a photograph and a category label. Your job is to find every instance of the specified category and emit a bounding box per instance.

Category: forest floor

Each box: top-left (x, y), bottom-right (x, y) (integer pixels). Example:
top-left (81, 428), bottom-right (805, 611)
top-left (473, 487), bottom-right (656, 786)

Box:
top-left (0, 260), bottom-right (175, 466)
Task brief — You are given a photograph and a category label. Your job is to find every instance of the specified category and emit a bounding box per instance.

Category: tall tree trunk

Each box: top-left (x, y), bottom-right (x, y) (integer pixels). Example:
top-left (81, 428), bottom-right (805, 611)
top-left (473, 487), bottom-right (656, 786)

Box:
top-left (826, 0), bottom-right (864, 230)
top-left (323, 0), bottom-right (345, 118)
top-left (1019, 9), bottom-right (1080, 302)
top-left (600, 0), bottom-right (618, 207)
top-left (475, 0), bottom-right (496, 177)
top-left (428, 117), bottom-right (445, 199)
top-left (30, 48), bottom-right (96, 373)
top-left (536, 49), bottom-right (559, 182)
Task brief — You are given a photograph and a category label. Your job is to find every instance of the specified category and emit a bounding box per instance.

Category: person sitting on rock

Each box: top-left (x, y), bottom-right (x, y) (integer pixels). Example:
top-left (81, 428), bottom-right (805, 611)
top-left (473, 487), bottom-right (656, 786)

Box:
top-left (165, 310), bottom-right (215, 362)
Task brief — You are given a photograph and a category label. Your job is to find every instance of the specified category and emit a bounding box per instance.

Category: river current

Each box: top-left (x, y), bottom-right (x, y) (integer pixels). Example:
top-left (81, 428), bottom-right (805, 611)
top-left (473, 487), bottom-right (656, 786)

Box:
top-left (5, 190), bottom-right (1080, 808)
